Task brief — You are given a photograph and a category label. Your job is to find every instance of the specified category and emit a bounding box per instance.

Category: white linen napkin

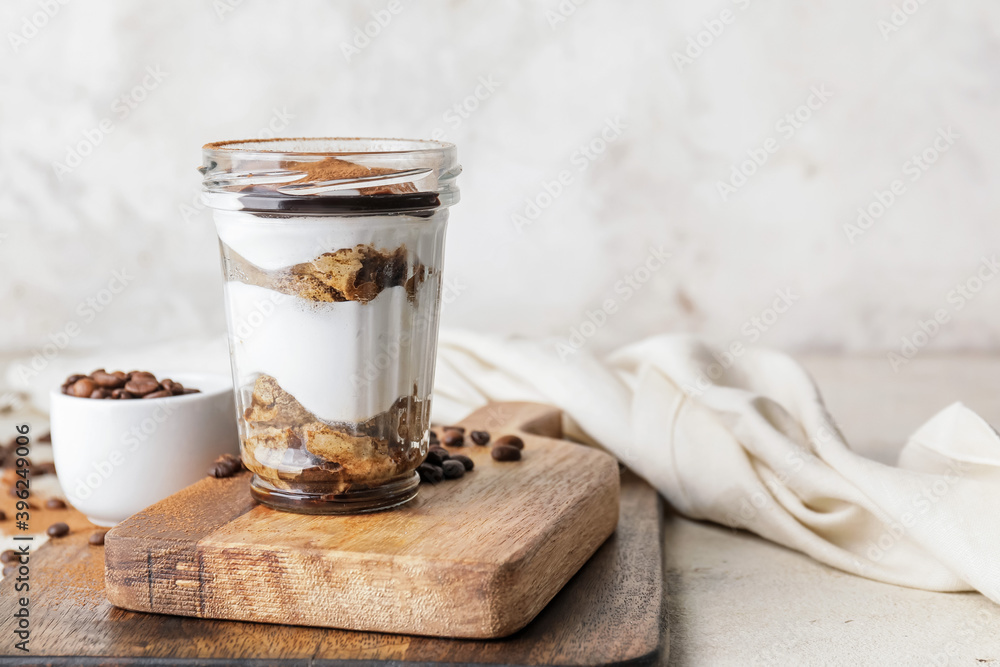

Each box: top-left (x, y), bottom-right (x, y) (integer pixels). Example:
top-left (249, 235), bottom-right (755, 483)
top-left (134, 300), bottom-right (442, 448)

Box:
top-left (433, 330), bottom-right (1000, 601)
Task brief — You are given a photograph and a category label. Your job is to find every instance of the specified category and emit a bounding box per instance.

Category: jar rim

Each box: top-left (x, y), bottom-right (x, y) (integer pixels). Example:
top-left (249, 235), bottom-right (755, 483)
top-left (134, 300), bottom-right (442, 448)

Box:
top-left (203, 137), bottom-right (456, 158)
top-left (200, 137), bottom-right (460, 215)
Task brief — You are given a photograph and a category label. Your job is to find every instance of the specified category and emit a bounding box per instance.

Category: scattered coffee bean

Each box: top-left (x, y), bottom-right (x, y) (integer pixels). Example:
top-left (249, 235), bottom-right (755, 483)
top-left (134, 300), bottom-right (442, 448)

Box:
top-left (491, 444), bottom-right (522, 462)
top-left (208, 461), bottom-right (235, 478)
top-left (208, 453), bottom-right (243, 479)
top-left (425, 447), bottom-right (450, 466)
top-left (2, 564), bottom-right (15, 578)
top-left (88, 530), bottom-right (108, 546)
top-left (443, 429), bottom-right (465, 447)
top-left (46, 522), bottom-right (70, 538)
top-left (494, 435), bottom-right (525, 451)
top-left (45, 498), bottom-right (67, 510)
top-left (0, 549), bottom-right (18, 564)
top-left (34, 461), bottom-right (57, 476)
top-left (451, 454), bottom-right (474, 471)
top-left (63, 370), bottom-right (199, 399)
top-left (470, 430), bottom-right (490, 446)
top-left (0, 510), bottom-right (6, 521)
top-left (417, 463), bottom-right (444, 484)
top-left (442, 460), bottom-right (465, 479)
top-left (428, 430), bottom-right (440, 443)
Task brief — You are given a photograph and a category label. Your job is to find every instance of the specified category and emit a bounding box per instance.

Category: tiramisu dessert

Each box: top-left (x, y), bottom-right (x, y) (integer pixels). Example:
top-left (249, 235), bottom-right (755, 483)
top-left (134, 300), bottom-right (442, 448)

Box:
top-left (202, 138), bottom-right (460, 513)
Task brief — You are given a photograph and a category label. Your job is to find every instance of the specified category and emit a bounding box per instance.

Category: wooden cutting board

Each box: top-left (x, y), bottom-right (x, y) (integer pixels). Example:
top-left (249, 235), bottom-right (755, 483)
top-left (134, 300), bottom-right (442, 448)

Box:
top-left (104, 402), bottom-right (622, 639)
top-left (0, 469), bottom-right (664, 666)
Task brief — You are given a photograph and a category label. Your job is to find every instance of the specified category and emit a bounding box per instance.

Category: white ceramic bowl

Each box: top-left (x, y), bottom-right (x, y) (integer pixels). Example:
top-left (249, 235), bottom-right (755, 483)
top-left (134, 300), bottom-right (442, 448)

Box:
top-left (50, 372), bottom-right (239, 526)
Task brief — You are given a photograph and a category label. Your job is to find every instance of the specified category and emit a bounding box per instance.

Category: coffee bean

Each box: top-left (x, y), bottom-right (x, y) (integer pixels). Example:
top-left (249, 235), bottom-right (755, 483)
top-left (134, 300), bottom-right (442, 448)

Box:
top-left (208, 453), bottom-right (242, 478)
top-left (494, 435), bottom-right (525, 450)
top-left (208, 461), bottom-right (235, 478)
top-left (88, 530), bottom-right (108, 546)
top-left (142, 389), bottom-right (172, 399)
top-left (64, 374), bottom-right (85, 386)
top-left (428, 430), bottom-right (439, 442)
top-left (451, 454), bottom-right (474, 471)
top-left (124, 376), bottom-right (160, 396)
top-left (182, 388), bottom-right (201, 394)
top-left (46, 522), bottom-right (70, 538)
top-left (34, 461), bottom-right (57, 476)
top-left (0, 549), bottom-right (18, 564)
top-left (491, 444), bottom-right (522, 462)
top-left (470, 430), bottom-right (490, 446)
top-left (2, 564), bottom-right (15, 578)
top-left (417, 463), bottom-right (444, 484)
top-left (163, 380), bottom-right (185, 395)
top-left (442, 460), bottom-right (465, 479)
top-left (45, 498), bottom-right (67, 510)
top-left (69, 378), bottom-right (96, 398)
top-left (91, 370), bottom-right (126, 389)
top-left (111, 389), bottom-right (135, 399)
top-left (0, 510), bottom-right (7, 521)
top-left (425, 448), bottom-right (450, 466)
top-left (443, 429), bottom-right (465, 447)
top-left (89, 388), bottom-right (111, 399)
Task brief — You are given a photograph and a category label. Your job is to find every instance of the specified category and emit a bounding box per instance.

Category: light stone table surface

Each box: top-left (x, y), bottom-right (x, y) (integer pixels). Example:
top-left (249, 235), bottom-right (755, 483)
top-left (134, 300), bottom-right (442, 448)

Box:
top-left (664, 355), bottom-right (1000, 667)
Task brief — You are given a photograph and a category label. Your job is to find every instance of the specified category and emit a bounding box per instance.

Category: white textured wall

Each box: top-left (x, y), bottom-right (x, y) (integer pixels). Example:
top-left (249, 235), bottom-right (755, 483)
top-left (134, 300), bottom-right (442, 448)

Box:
top-left (2, 0), bottom-right (999, 362)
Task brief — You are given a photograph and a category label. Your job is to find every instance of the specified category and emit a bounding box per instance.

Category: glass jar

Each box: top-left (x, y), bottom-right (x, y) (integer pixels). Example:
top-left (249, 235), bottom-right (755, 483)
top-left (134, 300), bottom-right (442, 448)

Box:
top-left (200, 138), bottom-right (460, 514)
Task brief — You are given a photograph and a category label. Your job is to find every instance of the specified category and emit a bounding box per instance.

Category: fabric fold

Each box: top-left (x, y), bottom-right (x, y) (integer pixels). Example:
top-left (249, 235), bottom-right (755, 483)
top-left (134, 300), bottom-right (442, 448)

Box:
top-left (434, 330), bottom-right (1000, 601)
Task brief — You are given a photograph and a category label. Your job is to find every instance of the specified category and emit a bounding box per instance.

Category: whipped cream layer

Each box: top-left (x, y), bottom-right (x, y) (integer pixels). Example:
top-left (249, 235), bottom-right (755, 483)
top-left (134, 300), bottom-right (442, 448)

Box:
top-left (214, 210), bottom-right (435, 271)
top-left (224, 281), bottom-right (434, 424)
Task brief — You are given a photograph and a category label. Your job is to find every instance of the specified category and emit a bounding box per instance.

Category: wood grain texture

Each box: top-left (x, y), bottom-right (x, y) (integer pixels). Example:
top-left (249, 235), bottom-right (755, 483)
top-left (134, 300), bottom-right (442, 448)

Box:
top-left (105, 403), bottom-right (621, 639)
top-left (0, 404), bottom-right (665, 666)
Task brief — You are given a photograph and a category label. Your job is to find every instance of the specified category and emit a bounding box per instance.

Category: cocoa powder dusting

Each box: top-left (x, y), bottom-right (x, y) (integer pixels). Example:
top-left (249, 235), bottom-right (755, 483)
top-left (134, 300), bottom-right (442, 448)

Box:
top-left (284, 156), bottom-right (416, 195)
